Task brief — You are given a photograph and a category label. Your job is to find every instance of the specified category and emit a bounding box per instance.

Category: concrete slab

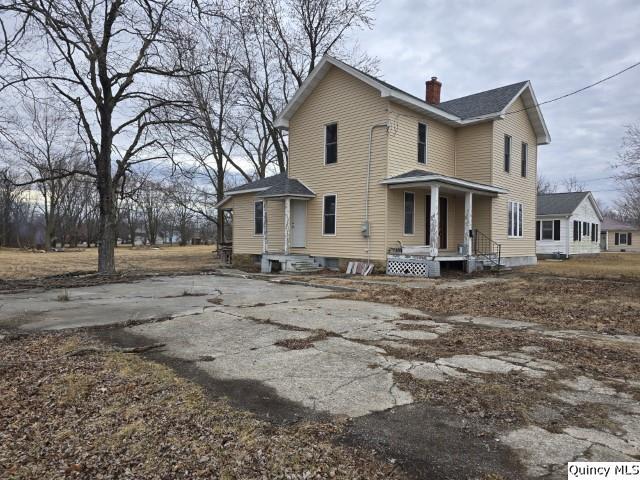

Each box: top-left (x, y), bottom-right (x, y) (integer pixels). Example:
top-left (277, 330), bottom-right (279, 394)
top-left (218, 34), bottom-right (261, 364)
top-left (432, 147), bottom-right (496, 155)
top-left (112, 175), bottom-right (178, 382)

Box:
top-left (501, 426), bottom-right (592, 478)
top-left (127, 310), bottom-right (413, 417)
top-left (0, 275), bottom-right (333, 330)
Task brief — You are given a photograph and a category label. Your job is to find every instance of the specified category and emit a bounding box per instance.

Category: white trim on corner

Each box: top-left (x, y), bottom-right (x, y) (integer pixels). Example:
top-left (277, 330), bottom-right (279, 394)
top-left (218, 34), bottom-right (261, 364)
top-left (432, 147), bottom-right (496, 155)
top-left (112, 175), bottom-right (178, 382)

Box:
top-left (253, 200), bottom-right (264, 237)
top-left (322, 193), bottom-right (337, 237)
top-left (403, 191), bottom-right (415, 236)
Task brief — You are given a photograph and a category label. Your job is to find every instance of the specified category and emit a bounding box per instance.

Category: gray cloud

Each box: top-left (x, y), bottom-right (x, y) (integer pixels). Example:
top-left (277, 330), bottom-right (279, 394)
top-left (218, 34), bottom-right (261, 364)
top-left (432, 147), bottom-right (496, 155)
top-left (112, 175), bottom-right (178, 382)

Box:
top-left (354, 0), bottom-right (640, 206)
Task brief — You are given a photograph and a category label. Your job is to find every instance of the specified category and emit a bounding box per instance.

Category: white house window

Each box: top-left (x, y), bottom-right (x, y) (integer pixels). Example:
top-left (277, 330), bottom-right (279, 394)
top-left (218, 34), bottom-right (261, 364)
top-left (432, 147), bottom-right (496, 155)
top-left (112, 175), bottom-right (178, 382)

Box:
top-left (620, 233), bottom-right (628, 245)
top-left (537, 219), bottom-right (561, 241)
top-left (504, 135), bottom-right (512, 172)
top-left (323, 194), bottom-right (336, 235)
top-left (325, 123), bottom-right (337, 164)
top-left (417, 123), bottom-right (427, 164)
top-left (508, 201), bottom-right (523, 237)
top-left (404, 192), bottom-right (415, 235)
top-left (254, 201), bottom-right (264, 235)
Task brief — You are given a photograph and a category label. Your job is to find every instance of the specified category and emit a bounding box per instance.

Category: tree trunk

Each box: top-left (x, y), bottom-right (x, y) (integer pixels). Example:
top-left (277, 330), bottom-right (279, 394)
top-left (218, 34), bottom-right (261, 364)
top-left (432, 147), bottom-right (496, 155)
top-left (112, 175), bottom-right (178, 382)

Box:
top-left (97, 155), bottom-right (116, 274)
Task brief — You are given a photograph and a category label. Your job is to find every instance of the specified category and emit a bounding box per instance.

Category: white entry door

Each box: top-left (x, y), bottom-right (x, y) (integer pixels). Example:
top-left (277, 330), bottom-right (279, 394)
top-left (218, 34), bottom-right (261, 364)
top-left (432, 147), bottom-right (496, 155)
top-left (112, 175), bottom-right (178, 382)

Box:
top-left (291, 200), bottom-right (306, 247)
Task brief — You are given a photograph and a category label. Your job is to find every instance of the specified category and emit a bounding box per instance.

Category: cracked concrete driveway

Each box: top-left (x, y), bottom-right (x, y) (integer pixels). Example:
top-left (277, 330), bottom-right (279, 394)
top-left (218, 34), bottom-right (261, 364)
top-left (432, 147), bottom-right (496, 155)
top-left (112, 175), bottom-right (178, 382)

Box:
top-left (2, 273), bottom-right (640, 479)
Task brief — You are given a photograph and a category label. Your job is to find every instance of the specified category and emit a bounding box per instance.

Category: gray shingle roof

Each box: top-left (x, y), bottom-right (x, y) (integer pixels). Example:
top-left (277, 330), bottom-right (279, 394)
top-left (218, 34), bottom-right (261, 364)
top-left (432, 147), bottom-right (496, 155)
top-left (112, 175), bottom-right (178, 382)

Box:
top-left (437, 81), bottom-right (528, 119)
top-left (226, 173), bottom-right (314, 198)
top-left (349, 62), bottom-right (528, 120)
top-left (601, 217), bottom-right (639, 231)
top-left (537, 192), bottom-right (590, 216)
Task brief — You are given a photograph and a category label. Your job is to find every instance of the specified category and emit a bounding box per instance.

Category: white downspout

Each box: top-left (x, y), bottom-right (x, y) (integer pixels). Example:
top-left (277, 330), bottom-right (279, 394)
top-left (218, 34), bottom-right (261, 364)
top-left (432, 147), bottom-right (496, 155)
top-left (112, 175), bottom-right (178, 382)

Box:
top-left (364, 122), bottom-right (390, 265)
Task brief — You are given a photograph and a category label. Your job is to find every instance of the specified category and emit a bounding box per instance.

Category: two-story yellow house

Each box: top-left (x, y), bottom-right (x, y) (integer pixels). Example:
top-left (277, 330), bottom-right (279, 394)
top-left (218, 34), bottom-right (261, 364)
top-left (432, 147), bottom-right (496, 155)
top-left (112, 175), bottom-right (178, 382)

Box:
top-left (217, 56), bottom-right (550, 276)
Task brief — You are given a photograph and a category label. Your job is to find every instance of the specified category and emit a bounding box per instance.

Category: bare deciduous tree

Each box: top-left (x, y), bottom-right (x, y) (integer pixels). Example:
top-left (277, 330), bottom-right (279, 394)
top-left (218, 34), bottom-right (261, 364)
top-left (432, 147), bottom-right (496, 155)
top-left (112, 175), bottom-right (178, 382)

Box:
top-left (1, 0), bottom-right (196, 273)
top-left (537, 175), bottom-right (557, 195)
top-left (560, 175), bottom-right (586, 193)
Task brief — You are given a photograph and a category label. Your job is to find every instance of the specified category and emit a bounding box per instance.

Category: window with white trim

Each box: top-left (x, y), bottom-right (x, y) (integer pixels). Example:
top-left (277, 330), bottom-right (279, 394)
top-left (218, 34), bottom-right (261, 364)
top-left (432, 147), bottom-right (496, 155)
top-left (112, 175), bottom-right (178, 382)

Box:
top-left (323, 195), bottom-right (336, 235)
top-left (504, 135), bottom-right (512, 172)
top-left (325, 123), bottom-right (337, 164)
top-left (620, 233), bottom-right (628, 245)
top-left (254, 201), bottom-right (264, 235)
top-left (508, 201), bottom-right (523, 237)
top-left (417, 123), bottom-right (427, 164)
top-left (404, 192), bottom-right (415, 235)
top-left (521, 142), bottom-right (528, 177)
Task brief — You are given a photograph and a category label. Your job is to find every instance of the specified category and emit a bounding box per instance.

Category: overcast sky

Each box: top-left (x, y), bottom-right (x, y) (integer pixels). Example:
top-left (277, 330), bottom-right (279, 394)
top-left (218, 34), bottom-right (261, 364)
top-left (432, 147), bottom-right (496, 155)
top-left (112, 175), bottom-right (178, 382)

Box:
top-left (354, 0), bottom-right (640, 207)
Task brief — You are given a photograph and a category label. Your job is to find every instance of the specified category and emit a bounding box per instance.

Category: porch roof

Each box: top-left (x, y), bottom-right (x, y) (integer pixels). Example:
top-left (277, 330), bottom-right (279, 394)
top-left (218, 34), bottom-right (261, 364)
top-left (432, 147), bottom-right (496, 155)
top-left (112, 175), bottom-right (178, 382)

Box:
top-left (380, 169), bottom-right (508, 195)
top-left (214, 174), bottom-right (315, 208)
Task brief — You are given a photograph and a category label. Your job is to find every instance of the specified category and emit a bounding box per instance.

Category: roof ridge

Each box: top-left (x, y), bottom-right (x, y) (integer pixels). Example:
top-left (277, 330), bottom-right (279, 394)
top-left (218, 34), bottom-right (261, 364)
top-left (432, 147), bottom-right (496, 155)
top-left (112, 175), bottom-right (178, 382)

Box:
top-left (439, 80), bottom-right (529, 105)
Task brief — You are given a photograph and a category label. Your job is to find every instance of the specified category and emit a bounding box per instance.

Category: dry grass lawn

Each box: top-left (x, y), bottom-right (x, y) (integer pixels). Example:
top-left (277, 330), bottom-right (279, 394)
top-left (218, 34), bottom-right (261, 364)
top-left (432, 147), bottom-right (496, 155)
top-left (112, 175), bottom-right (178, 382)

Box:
top-left (524, 252), bottom-right (640, 280)
top-left (0, 245), bottom-right (219, 280)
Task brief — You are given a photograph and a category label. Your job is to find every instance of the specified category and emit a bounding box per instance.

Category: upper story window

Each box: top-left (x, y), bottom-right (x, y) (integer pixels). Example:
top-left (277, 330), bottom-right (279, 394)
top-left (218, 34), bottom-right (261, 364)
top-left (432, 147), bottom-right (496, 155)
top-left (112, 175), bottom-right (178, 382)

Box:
top-left (508, 200), bottom-right (522, 237)
top-left (325, 123), bottom-right (337, 164)
top-left (521, 142), bottom-right (528, 177)
top-left (323, 194), bottom-right (336, 235)
top-left (503, 135), bottom-right (512, 172)
top-left (404, 192), bottom-right (415, 235)
top-left (254, 201), bottom-right (264, 235)
top-left (417, 123), bottom-right (427, 164)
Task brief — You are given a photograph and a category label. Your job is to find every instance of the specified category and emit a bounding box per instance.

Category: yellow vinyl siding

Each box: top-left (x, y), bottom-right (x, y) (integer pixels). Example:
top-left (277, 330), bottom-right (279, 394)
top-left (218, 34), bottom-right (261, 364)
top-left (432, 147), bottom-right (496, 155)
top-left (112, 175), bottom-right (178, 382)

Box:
top-left (387, 103), bottom-right (455, 177)
top-left (490, 97), bottom-right (537, 258)
top-left (288, 66), bottom-right (389, 260)
top-left (455, 123), bottom-right (493, 184)
top-left (229, 195), bottom-right (285, 255)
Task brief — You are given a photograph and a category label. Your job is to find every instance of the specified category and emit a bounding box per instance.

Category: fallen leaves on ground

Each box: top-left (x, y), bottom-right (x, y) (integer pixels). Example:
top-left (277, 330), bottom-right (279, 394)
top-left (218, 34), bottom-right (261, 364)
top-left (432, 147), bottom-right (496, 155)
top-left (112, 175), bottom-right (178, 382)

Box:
top-left (0, 332), bottom-right (403, 480)
top-left (341, 275), bottom-right (640, 335)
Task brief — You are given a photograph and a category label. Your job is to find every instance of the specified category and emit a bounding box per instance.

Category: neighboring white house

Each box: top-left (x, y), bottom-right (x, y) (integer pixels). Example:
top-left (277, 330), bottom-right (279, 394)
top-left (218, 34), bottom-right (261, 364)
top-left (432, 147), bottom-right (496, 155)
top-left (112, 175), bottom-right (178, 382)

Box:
top-left (600, 217), bottom-right (640, 252)
top-left (536, 192), bottom-right (603, 257)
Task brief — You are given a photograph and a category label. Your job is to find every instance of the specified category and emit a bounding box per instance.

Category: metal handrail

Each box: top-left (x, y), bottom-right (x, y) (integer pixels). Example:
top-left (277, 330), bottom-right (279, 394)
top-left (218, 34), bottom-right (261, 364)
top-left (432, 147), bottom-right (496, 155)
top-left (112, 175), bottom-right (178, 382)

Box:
top-left (472, 229), bottom-right (501, 270)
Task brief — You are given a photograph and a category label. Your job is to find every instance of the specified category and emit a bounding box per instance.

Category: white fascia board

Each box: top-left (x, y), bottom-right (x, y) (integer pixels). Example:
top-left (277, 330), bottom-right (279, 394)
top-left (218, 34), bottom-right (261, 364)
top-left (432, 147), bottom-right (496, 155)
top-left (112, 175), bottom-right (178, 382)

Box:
top-left (501, 82), bottom-right (551, 145)
top-left (259, 193), bottom-right (315, 199)
top-left (381, 174), bottom-right (508, 194)
top-left (226, 187), bottom-right (270, 196)
top-left (274, 55), bottom-right (462, 130)
top-left (384, 91), bottom-right (461, 122)
top-left (214, 197), bottom-right (232, 209)
top-left (586, 192), bottom-right (604, 221)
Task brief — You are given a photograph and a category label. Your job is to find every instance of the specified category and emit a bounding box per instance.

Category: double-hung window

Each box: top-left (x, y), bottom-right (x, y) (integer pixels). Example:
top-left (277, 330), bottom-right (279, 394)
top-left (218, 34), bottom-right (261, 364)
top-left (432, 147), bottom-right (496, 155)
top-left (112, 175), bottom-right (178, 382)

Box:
top-left (254, 201), bottom-right (264, 235)
top-left (508, 201), bottom-right (523, 237)
top-left (404, 192), bottom-right (415, 235)
top-left (504, 135), bottom-right (512, 172)
top-left (325, 123), bottom-right (338, 164)
top-left (417, 123), bottom-right (427, 164)
top-left (521, 142), bottom-right (528, 177)
top-left (323, 194), bottom-right (336, 235)
top-left (537, 219), bottom-right (561, 240)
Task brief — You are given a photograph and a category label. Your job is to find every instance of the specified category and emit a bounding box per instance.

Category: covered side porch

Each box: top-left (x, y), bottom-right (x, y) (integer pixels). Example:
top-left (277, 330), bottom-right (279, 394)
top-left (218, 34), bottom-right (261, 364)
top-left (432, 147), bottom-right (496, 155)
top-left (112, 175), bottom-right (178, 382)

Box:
top-left (382, 170), bottom-right (507, 277)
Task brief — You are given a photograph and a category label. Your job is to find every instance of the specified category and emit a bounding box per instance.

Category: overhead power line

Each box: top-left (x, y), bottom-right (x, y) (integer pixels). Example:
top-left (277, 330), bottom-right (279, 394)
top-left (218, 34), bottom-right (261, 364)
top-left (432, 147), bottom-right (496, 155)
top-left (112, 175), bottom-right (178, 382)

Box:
top-left (506, 59), bottom-right (640, 116)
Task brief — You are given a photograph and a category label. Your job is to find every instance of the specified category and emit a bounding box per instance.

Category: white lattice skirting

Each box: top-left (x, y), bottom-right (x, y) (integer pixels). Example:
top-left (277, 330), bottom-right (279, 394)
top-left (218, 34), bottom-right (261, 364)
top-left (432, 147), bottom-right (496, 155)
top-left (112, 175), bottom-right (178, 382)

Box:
top-left (386, 256), bottom-right (441, 277)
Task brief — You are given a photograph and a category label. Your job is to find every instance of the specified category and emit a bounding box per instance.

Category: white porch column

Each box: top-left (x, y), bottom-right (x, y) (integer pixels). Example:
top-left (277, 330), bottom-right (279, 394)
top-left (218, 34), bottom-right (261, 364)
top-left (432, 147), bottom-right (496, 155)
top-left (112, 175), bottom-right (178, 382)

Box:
top-left (429, 185), bottom-right (439, 257)
top-left (464, 191), bottom-right (473, 255)
top-left (284, 197), bottom-right (291, 255)
top-left (262, 199), bottom-right (268, 254)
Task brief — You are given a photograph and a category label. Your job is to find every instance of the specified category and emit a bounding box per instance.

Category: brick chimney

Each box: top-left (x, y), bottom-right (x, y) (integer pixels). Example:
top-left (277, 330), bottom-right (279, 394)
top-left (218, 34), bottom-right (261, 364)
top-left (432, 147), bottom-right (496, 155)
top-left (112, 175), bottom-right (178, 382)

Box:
top-left (425, 77), bottom-right (442, 105)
